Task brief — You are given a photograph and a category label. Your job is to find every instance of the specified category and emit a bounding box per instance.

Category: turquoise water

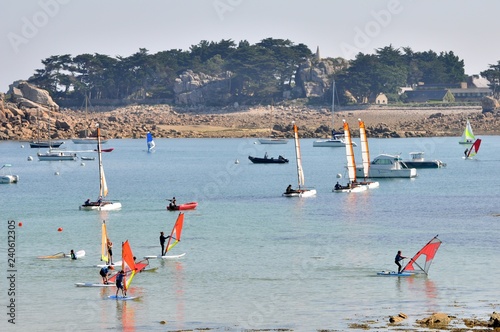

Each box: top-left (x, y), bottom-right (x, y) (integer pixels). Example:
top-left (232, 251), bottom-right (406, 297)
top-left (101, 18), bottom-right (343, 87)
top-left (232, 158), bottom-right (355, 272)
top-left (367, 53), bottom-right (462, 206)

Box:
top-left (1, 136), bottom-right (500, 331)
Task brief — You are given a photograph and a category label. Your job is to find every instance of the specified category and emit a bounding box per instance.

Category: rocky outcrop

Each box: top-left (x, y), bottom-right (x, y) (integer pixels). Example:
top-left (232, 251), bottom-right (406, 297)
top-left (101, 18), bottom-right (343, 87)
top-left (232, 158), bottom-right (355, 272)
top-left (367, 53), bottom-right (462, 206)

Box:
top-left (481, 96), bottom-right (500, 113)
top-left (416, 312), bottom-right (452, 327)
top-left (293, 59), bottom-right (334, 98)
top-left (174, 70), bottom-right (231, 105)
top-left (8, 81), bottom-right (59, 111)
top-left (389, 312), bottom-right (408, 323)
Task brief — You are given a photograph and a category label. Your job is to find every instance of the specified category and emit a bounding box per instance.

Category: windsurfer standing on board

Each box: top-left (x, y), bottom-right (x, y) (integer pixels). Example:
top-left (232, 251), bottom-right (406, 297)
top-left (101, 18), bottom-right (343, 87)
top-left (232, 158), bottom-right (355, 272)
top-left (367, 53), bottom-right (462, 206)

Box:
top-left (107, 238), bottom-right (113, 264)
top-left (115, 270), bottom-right (126, 297)
top-left (159, 231), bottom-right (171, 256)
top-left (395, 250), bottom-right (407, 274)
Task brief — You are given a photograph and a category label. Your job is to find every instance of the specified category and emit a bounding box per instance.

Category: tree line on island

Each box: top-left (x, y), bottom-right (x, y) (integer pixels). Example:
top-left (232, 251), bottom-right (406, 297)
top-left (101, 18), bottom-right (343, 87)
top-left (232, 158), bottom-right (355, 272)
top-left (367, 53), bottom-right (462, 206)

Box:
top-left (26, 38), bottom-right (500, 107)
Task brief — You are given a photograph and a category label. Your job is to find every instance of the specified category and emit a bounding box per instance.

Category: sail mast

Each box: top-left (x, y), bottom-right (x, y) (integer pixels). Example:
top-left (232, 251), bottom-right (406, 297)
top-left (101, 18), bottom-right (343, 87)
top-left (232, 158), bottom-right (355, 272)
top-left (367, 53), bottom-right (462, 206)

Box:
top-left (101, 221), bottom-right (109, 262)
top-left (358, 119), bottom-right (370, 178)
top-left (343, 120), bottom-right (356, 183)
top-left (97, 125), bottom-right (108, 198)
top-left (293, 122), bottom-right (305, 189)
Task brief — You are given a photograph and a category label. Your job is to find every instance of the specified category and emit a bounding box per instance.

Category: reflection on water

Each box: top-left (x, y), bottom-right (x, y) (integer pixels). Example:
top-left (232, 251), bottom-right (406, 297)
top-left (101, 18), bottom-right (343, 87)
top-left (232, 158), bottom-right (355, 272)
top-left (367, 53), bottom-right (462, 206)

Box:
top-left (116, 300), bottom-right (135, 332)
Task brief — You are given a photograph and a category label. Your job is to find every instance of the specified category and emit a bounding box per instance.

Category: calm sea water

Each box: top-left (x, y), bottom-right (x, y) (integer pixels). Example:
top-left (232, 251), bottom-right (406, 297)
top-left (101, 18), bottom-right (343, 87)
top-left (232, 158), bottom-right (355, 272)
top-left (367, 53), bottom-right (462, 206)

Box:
top-left (1, 135), bottom-right (500, 331)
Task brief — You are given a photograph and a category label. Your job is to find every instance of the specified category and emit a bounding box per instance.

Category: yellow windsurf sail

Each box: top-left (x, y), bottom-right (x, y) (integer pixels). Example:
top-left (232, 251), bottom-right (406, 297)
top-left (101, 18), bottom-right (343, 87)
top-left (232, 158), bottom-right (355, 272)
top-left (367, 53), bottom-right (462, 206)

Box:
top-left (101, 221), bottom-right (109, 263)
top-left (165, 213), bottom-right (184, 253)
top-left (121, 240), bottom-right (136, 290)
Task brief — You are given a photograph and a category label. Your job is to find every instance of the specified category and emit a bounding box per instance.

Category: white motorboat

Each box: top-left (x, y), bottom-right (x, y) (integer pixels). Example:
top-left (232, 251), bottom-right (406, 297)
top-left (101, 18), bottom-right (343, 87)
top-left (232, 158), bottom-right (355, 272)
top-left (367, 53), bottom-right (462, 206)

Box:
top-left (355, 154), bottom-right (417, 178)
top-left (37, 150), bottom-right (77, 161)
top-left (0, 164), bottom-right (19, 184)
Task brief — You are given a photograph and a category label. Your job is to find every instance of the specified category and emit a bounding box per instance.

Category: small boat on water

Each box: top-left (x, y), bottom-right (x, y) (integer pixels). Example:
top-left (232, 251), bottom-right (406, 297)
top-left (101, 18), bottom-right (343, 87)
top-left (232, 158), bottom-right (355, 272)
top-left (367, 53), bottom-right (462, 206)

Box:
top-left (332, 120), bottom-right (367, 193)
top-left (355, 154), bottom-right (417, 178)
top-left (313, 80), bottom-right (357, 148)
top-left (257, 137), bottom-right (288, 144)
top-left (459, 119), bottom-right (475, 145)
top-left (403, 152), bottom-right (446, 168)
top-left (37, 150), bottom-right (77, 161)
top-left (282, 122), bottom-right (316, 197)
top-left (167, 201), bottom-right (198, 211)
top-left (0, 164), bottom-right (19, 184)
top-left (80, 125), bottom-right (121, 211)
top-left (248, 153), bottom-right (288, 164)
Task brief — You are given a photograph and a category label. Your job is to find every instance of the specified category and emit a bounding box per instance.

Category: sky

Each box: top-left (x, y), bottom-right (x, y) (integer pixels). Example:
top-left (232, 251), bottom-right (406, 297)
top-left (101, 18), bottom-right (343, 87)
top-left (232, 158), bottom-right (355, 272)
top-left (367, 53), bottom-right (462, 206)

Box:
top-left (2, 0), bottom-right (500, 93)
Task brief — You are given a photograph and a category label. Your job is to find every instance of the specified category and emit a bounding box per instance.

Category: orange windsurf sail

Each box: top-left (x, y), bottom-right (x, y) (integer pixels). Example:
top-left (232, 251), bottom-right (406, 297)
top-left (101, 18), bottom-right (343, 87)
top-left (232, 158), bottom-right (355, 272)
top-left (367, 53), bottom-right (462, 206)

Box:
top-left (165, 213), bottom-right (184, 253)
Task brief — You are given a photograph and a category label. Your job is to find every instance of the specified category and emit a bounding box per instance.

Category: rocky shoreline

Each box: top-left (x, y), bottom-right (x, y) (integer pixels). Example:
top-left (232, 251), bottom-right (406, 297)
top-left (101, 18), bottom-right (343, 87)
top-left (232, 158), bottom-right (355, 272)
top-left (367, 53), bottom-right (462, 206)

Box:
top-left (1, 82), bottom-right (499, 141)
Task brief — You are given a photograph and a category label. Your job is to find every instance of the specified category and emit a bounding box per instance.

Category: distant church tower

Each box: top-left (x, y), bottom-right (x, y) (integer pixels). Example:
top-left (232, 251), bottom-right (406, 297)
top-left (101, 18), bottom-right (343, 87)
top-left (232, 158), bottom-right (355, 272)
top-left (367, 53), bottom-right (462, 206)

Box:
top-left (315, 46), bottom-right (321, 61)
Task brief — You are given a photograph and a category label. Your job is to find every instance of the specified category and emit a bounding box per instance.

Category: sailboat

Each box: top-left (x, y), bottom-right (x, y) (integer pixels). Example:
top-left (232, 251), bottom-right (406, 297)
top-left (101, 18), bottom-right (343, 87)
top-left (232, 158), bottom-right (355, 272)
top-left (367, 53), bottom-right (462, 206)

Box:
top-left (257, 106), bottom-right (288, 144)
top-left (144, 212), bottom-right (186, 259)
top-left (377, 235), bottom-right (442, 276)
top-left (147, 131), bottom-right (155, 152)
top-left (79, 125), bottom-right (122, 211)
top-left (30, 110), bottom-right (64, 148)
top-left (72, 95), bottom-right (108, 144)
top-left (313, 80), bottom-right (356, 148)
top-left (357, 119), bottom-right (379, 189)
top-left (332, 120), bottom-right (367, 193)
top-left (459, 119), bottom-right (475, 145)
top-left (282, 122), bottom-right (316, 197)
top-left (464, 138), bottom-right (482, 159)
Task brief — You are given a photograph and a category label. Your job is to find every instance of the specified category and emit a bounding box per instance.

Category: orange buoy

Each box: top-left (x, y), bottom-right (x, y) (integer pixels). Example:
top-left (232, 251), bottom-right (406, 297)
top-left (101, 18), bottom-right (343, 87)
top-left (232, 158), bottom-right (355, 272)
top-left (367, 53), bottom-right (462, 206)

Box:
top-left (18, 222), bottom-right (23, 227)
top-left (57, 227), bottom-right (63, 232)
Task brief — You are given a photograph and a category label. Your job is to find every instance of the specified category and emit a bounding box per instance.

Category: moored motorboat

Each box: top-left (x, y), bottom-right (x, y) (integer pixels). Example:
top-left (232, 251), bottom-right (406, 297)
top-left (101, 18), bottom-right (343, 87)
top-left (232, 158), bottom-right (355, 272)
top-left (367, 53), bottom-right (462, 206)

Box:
top-left (257, 137), bottom-right (288, 144)
top-left (248, 154), bottom-right (288, 164)
top-left (0, 164), bottom-right (19, 184)
top-left (37, 150), bottom-right (77, 161)
top-left (355, 154), bottom-right (417, 178)
top-left (403, 152), bottom-right (446, 168)
top-left (167, 201), bottom-right (198, 211)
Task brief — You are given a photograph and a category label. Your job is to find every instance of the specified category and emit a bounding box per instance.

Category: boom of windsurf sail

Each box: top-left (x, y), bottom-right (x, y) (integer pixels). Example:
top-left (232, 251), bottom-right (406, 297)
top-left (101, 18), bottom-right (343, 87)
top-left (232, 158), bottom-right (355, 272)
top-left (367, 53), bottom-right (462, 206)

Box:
top-left (165, 213), bottom-right (184, 253)
top-left (101, 221), bottom-right (109, 263)
top-left (403, 235), bottom-right (442, 275)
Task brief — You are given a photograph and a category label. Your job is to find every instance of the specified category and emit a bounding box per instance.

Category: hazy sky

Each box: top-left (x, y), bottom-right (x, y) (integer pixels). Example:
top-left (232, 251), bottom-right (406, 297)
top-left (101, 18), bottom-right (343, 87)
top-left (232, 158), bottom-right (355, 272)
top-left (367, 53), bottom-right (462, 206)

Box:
top-left (2, 0), bottom-right (499, 92)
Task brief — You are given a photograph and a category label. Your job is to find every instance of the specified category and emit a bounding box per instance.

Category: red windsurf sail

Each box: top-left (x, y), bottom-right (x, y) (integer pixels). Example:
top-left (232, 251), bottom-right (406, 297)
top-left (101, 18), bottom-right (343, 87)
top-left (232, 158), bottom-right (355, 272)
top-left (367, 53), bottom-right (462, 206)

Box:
top-left (165, 213), bottom-right (184, 253)
top-left (466, 139), bottom-right (481, 158)
top-left (403, 235), bottom-right (442, 275)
